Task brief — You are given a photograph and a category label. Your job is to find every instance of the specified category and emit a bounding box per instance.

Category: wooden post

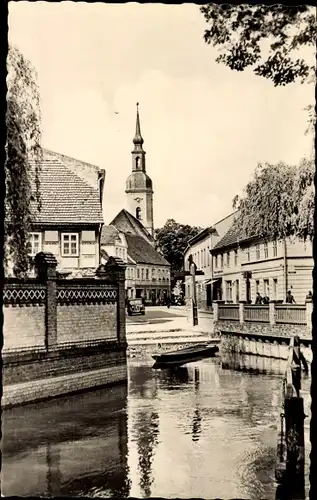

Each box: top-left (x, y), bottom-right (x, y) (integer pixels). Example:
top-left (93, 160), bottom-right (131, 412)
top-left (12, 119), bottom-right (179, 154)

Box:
top-left (190, 261), bottom-right (198, 326)
top-left (284, 395), bottom-right (305, 498)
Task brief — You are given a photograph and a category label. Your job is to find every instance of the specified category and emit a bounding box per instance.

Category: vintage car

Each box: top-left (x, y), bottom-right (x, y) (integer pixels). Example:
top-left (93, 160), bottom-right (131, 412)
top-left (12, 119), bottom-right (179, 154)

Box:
top-left (127, 298), bottom-right (145, 316)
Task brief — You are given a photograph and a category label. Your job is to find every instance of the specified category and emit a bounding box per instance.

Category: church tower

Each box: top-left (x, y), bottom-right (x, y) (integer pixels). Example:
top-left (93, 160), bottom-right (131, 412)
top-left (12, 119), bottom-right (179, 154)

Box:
top-left (125, 103), bottom-right (154, 237)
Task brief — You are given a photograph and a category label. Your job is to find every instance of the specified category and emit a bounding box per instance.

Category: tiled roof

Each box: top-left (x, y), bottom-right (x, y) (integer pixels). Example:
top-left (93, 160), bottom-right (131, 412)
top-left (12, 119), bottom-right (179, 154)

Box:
top-left (110, 209), bottom-right (154, 243)
top-left (125, 234), bottom-right (170, 266)
top-left (43, 148), bottom-right (104, 182)
top-left (30, 153), bottom-right (103, 225)
top-left (212, 222), bottom-right (252, 252)
top-left (212, 225), bottom-right (240, 251)
top-left (100, 225), bottom-right (120, 245)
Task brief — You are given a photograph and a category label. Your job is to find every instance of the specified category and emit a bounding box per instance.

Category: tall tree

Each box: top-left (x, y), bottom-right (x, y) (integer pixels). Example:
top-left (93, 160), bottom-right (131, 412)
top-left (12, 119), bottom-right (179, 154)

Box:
top-left (200, 5), bottom-right (316, 86)
top-left (155, 219), bottom-right (203, 276)
top-left (232, 157), bottom-right (314, 242)
top-left (5, 46), bottom-right (42, 276)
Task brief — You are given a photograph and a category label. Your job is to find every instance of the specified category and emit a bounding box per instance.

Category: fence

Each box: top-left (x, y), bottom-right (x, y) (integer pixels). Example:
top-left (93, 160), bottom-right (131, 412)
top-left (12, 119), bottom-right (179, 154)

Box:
top-left (275, 305), bottom-right (306, 325)
top-left (2, 252), bottom-right (128, 407)
top-left (275, 336), bottom-right (308, 499)
top-left (3, 255), bottom-right (126, 353)
top-left (218, 305), bottom-right (239, 321)
top-left (214, 301), bottom-right (311, 328)
top-left (245, 305), bottom-right (270, 323)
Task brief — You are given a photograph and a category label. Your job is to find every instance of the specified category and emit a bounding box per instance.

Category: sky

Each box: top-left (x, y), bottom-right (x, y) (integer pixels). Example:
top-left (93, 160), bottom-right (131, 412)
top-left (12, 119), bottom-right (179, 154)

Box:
top-left (8, 2), bottom-right (315, 229)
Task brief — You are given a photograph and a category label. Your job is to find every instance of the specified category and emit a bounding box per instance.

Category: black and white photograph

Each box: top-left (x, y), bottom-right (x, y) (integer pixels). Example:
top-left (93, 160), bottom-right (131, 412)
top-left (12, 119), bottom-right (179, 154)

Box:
top-left (2, 2), bottom-right (316, 499)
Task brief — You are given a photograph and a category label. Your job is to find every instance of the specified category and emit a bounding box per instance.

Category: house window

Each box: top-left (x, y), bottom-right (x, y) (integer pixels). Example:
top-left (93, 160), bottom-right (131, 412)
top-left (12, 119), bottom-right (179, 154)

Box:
top-left (256, 244), bottom-right (260, 260)
top-left (273, 240), bottom-right (278, 257)
top-left (141, 268), bottom-right (144, 280)
top-left (246, 247), bottom-right (250, 262)
top-left (234, 249), bottom-right (238, 266)
top-left (264, 279), bottom-right (270, 296)
top-left (207, 247), bottom-right (210, 266)
top-left (235, 280), bottom-right (240, 303)
top-left (146, 269), bottom-right (149, 280)
top-left (273, 278), bottom-right (278, 299)
top-left (62, 233), bottom-right (79, 256)
top-left (214, 255), bottom-right (218, 269)
top-left (27, 232), bottom-right (42, 256)
top-left (227, 252), bottom-right (230, 267)
top-left (221, 254), bottom-right (224, 268)
top-left (152, 268), bottom-right (156, 279)
top-left (137, 268), bottom-right (140, 279)
top-left (264, 242), bottom-right (268, 259)
top-left (136, 207), bottom-right (141, 220)
top-left (255, 280), bottom-right (260, 294)
top-left (131, 268), bottom-right (134, 279)
top-left (226, 280), bottom-right (232, 301)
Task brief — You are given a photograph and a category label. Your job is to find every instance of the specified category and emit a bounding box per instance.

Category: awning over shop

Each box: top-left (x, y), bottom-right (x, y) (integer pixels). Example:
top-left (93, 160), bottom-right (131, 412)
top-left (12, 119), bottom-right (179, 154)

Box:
top-left (208, 278), bottom-right (222, 284)
top-left (202, 278), bottom-right (221, 285)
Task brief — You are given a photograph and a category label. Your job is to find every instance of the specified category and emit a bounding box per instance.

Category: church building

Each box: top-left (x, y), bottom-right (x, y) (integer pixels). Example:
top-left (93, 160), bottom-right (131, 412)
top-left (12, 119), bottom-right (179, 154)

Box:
top-left (101, 104), bottom-right (171, 304)
top-left (125, 102), bottom-right (154, 237)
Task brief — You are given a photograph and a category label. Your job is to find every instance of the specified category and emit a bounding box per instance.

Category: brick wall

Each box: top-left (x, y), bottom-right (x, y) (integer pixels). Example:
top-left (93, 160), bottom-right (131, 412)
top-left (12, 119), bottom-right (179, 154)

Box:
top-left (57, 303), bottom-right (117, 344)
top-left (3, 305), bottom-right (45, 352)
top-left (214, 320), bottom-right (309, 338)
top-left (3, 253), bottom-right (128, 407)
top-left (3, 343), bottom-right (127, 386)
top-left (3, 363), bottom-right (128, 408)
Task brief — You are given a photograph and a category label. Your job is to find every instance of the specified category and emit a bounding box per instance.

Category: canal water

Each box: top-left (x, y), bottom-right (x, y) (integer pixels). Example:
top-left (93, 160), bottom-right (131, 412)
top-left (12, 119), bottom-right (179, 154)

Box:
top-left (2, 355), bottom-right (311, 499)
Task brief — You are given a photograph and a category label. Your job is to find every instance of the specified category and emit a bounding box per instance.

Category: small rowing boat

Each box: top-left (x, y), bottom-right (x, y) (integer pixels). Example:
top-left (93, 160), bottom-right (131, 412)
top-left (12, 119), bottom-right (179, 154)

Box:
top-left (152, 342), bottom-right (219, 368)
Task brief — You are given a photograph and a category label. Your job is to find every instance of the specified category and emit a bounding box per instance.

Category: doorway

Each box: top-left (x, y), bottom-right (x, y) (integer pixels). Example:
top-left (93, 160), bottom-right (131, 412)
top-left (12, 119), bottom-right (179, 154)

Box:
top-left (206, 284), bottom-right (212, 307)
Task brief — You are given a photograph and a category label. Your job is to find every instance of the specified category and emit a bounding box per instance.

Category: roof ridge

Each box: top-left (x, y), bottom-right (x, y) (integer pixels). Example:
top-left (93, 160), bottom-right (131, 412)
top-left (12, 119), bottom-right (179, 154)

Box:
top-left (122, 209), bottom-right (154, 239)
top-left (42, 155), bottom-right (101, 197)
top-left (42, 148), bottom-right (102, 172)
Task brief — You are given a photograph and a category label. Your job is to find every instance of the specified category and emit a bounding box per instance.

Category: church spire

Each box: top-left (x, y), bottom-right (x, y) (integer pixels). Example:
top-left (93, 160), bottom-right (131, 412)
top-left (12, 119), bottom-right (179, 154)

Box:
top-left (133, 102), bottom-right (144, 149)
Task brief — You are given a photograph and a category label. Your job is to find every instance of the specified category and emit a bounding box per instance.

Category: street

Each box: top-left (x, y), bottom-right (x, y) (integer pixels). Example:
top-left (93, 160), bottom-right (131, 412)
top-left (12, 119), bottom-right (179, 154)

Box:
top-left (126, 305), bottom-right (186, 325)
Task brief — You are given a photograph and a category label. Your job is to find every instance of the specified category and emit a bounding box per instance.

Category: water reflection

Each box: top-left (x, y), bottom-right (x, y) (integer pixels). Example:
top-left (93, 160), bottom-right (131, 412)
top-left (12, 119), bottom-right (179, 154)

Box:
top-left (2, 385), bottom-right (130, 497)
top-left (134, 410), bottom-right (159, 497)
top-left (221, 351), bottom-right (287, 376)
top-left (2, 355), bottom-right (311, 499)
top-left (158, 366), bottom-right (190, 386)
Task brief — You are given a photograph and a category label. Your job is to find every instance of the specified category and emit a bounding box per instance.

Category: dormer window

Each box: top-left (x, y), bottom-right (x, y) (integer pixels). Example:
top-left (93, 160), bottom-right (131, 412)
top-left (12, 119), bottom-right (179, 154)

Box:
top-left (136, 207), bottom-right (141, 220)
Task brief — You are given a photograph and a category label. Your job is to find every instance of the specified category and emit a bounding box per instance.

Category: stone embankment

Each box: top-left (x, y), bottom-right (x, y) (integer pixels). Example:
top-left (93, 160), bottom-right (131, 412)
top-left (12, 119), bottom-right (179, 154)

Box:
top-left (126, 309), bottom-right (218, 357)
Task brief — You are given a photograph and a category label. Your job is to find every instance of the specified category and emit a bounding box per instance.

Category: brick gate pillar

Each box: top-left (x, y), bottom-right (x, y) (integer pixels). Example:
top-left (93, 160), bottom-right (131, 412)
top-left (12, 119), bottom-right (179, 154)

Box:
top-left (96, 256), bottom-right (127, 344)
top-left (34, 252), bottom-right (58, 350)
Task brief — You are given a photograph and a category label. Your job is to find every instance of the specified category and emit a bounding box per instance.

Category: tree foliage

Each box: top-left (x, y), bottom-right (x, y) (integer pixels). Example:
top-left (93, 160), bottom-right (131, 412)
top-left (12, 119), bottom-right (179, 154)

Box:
top-left (200, 4), bottom-right (316, 86)
top-left (5, 46), bottom-right (42, 276)
top-left (233, 157), bottom-right (314, 242)
top-left (155, 219), bottom-right (203, 275)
